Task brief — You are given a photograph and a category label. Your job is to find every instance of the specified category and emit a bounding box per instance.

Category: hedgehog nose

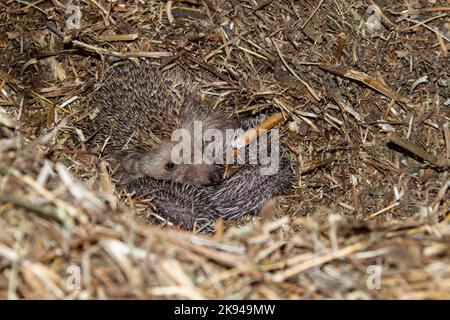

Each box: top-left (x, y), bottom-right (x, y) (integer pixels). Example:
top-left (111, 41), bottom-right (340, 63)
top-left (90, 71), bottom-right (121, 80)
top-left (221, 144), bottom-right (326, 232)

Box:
top-left (209, 169), bottom-right (223, 185)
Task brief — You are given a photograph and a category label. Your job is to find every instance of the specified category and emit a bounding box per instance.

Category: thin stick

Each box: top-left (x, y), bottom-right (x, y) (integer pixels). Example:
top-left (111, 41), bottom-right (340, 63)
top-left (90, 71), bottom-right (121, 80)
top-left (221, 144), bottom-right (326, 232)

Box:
top-left (0, 194), bottom-right (73, 227)
top-left (273, 41), bottom-right (321, 102)
top-left (300, 0), bottom-right (325, 30)
top-left (387, 133), bottom-right (449, 167)
top-left (272, 241), bottom-right (368, 282)
top-left (224, 113), bottom-right (285, 178)
top-left (364, 202), bottom-right (400, 221)
top-left (232, 113), bottom-right (284, 150)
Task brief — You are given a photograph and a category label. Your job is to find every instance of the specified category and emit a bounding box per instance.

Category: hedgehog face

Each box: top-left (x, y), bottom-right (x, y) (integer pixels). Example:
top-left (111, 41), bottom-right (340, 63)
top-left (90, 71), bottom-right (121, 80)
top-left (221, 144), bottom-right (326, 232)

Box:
top-left (121, 142), bottom-right (224, 185)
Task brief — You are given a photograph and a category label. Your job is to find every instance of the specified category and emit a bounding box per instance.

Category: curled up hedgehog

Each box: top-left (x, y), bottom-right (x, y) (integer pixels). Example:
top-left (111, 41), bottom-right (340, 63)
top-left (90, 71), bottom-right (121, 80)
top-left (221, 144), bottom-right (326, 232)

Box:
top-left (83, 61), bottom-right (293, 230)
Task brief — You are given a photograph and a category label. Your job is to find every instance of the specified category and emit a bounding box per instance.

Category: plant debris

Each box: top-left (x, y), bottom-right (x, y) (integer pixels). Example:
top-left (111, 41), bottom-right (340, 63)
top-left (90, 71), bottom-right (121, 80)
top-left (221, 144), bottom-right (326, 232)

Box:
top-left (0, 0), bottom-right (449, 299)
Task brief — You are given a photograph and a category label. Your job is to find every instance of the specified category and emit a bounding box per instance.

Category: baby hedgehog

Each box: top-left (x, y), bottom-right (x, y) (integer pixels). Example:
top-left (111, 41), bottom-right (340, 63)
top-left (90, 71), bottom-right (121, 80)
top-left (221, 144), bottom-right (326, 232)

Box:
top-left (126, 157), bottom-right (292, 230)
top-left (84, 62), bottom-right (232, 185)
top-left (84, 61), bottom-right (293, 229)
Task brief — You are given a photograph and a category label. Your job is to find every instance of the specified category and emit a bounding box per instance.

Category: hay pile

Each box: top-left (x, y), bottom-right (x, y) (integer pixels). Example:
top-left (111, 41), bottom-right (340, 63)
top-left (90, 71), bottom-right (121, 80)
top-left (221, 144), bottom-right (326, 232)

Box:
top-left (0, 0), bottom-right (449, 299)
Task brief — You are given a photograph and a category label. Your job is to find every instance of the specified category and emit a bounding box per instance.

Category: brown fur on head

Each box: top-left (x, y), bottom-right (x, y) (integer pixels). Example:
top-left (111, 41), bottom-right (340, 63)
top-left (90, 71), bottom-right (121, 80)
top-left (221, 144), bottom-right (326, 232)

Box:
top-left (84, 61), bottom-right (234, 185)
top-left (121, 141), bottom-right (225, 185)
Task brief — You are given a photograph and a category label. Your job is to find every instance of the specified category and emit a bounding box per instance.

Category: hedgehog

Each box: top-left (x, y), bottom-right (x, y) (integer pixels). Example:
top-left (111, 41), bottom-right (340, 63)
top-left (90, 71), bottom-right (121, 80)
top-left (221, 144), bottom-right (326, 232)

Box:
top-left (125, 155), bottom-right (293, 230)
top-left (83, 61), bottom-right (236, 185)
top-left (83, 61), bottom-right (293, 229)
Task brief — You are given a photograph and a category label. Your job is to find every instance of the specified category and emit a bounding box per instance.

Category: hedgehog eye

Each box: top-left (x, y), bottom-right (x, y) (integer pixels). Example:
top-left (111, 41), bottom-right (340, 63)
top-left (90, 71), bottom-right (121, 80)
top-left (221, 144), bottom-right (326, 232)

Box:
top-left (165, 162), bottom-right (177, 171)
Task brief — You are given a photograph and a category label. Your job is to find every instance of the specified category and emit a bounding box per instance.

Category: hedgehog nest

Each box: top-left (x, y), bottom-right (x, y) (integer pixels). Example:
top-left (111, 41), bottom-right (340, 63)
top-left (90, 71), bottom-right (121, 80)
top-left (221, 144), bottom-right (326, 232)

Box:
top-left (0, 0), bottom-right (449, 299)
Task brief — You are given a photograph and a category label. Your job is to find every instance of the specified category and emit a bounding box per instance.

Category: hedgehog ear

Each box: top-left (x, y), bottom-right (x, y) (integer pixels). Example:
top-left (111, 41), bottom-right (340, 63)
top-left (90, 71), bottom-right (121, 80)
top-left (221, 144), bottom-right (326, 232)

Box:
top-left (122, 152), bottom-right (143, 174)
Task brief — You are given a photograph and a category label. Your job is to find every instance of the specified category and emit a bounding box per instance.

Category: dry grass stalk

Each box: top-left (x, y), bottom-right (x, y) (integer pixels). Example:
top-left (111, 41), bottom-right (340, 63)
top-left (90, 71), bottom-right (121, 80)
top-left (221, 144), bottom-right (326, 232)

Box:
top-left (0, 0), bottom-right (448, 300)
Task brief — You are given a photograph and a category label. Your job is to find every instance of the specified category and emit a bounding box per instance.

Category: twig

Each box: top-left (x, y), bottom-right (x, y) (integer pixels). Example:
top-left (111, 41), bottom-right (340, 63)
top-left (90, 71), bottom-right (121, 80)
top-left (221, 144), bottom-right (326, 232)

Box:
top-left (387, 133), bottom-right (449, 168)
top-left (271, 241), bottom-right (369, 282)
top-left (0, 194), bottom-right (73, 228)
top-left (273, 40), bottom-right (321, 102)
top-left (300, 0), bottom-right (325, 30)
top-left (403, 15), bottom-right (450, 42)
top-left (364, 202), bottom-right (400, 221)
